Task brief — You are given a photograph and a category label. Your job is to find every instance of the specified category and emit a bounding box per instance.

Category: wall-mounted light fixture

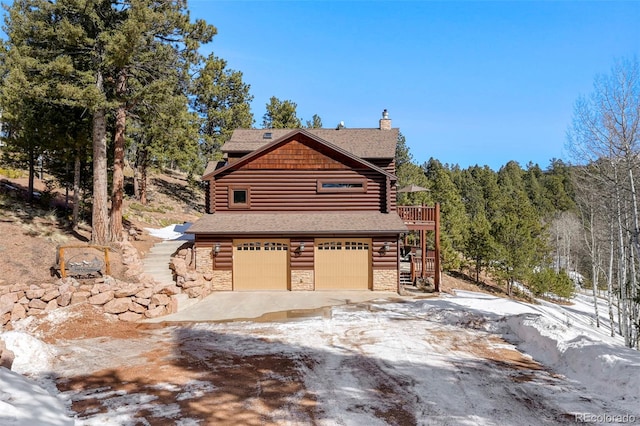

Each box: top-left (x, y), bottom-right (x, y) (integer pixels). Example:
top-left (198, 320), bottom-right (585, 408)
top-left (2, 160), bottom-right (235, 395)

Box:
top-left (213, 243), bottom-right (221, 256)
top-left (381, 241), bottom-right (390, 254)
top-left (296, 242), bottom-right (305, 254)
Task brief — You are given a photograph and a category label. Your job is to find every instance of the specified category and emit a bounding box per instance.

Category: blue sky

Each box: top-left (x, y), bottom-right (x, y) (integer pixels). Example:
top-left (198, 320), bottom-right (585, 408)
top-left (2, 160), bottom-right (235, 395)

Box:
top-left (189, 0), bottom-right (640, 170)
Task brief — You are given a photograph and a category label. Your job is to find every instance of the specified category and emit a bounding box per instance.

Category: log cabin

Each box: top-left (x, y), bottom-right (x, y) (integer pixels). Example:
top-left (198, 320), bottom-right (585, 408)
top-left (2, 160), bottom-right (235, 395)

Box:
top-left (187, 110), bottom-right (414, 291)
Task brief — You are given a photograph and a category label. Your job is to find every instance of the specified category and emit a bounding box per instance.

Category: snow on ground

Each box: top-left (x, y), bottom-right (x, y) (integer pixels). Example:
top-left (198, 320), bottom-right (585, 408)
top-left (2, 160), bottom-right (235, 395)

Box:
top-left (144, 223), bottom-right (193, 241)
top-left (1, 290), bottom-right (639, 425)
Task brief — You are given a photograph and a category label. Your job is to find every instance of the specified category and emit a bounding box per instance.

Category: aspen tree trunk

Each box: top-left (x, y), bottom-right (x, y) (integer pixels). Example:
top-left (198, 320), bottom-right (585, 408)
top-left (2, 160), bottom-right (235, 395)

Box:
top-left (607, 221), bottom-right (616, 337)
top-left (615, 174), bottom-right (630, 346)
top-left (589, 204), bottom-right (600, 327)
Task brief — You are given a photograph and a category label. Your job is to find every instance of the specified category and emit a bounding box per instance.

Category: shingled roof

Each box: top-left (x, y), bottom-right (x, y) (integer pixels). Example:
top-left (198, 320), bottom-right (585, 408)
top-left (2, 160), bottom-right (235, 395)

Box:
top-left (204, 129), bottom-right (396, 181)
top-left (187, 212), bottom-right (408, 235)
top-left (222, 128), bottom-right (399, 159)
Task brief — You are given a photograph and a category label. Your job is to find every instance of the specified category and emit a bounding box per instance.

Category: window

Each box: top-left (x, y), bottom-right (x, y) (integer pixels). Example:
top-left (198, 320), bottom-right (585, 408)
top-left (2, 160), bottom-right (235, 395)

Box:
top-left (237, 242), bottom-right (260, 251)
top-left (228, 186), bottom-right (250, 209)
top-left (318, 241), bottom-right (342, 250)
top-left (317, 179), bottom-right (367, 193)
top-left (345, 241), bottom-right (369, 250)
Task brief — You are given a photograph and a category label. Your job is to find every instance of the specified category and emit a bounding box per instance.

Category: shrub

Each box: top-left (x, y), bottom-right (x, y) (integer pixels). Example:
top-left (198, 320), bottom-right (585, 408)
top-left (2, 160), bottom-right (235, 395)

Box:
top-left (528, 268), bottom-right (575, 299)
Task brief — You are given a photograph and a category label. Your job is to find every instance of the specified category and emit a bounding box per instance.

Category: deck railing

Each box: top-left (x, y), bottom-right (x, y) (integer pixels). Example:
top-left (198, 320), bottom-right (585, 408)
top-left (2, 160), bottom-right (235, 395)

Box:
top-left (397, 206), bottom-right (436, 223)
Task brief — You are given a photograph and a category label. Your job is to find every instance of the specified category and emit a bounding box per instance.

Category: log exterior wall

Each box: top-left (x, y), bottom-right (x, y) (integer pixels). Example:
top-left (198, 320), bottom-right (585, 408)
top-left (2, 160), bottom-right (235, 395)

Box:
top-left (290, 238), bottom-right (314, 270)
top-left (204, 136), bottom-right (398, 214)
top-left (372, 237), bottom-right (399, 270)
top-left (194, 237), bottom-right (232, 271)
top-left (213, 169), bottom-right (386, 212)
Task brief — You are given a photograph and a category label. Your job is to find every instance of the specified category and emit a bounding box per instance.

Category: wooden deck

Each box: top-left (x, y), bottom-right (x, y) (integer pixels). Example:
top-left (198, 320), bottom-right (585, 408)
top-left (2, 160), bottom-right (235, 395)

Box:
top-left (397, 206), bottom-right (437, 230)
top-left (397, 204), bottom-right (441, 291)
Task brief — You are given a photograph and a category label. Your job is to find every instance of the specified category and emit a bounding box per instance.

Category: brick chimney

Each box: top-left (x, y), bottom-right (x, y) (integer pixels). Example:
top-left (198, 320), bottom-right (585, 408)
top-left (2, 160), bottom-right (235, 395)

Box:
top-left (379, 109), bottom-right (391, 130)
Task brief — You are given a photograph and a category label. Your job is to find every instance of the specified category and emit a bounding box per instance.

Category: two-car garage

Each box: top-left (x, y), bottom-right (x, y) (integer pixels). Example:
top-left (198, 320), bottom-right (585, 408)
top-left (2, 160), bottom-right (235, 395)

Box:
top-left (231, 238), bottom-right (371, 290)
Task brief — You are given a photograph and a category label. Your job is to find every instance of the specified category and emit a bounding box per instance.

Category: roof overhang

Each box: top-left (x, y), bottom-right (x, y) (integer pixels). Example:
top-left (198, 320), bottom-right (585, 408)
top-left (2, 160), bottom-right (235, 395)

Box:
top-left (187, 212), bottom-right (408, 235)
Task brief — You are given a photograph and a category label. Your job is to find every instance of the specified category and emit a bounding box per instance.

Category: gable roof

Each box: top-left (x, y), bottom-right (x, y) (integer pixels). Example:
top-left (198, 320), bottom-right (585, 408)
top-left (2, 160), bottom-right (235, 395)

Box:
top-left (204, 129), bottom-right (397, 181)
top-left (222, 128), bottom-right (399, 159)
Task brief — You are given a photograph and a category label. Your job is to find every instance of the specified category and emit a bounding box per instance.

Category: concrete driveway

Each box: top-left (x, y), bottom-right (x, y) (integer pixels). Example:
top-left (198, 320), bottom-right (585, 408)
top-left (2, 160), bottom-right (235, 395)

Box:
top-left (145, 291), bottom-right (407, 322)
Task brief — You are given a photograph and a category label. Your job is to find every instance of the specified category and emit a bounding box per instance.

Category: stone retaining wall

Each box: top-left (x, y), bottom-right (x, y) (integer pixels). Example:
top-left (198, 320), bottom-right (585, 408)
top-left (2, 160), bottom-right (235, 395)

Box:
top-left (0, 239), bottom-right (208, 325)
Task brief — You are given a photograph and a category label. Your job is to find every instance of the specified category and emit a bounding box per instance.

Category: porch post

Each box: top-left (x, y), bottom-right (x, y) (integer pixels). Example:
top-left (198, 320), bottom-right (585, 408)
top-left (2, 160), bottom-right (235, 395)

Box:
top-left (434, 202), bottom-right (441, 292)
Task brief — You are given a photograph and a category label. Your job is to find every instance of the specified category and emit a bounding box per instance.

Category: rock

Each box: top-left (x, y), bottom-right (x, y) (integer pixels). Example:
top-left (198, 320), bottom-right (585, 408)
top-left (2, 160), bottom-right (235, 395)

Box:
top-left (10, 303), bottom-right (26, 321)
top-left (151, 293), bottom-right (170, 306)
top-left (129, 302), bottom-right (147, 314)
top-left (10, 284), bottom-right (28, 293)
top-left (88, 291), bottom-right (115, 306)
top-left (167, 296), bottom-right (179, 314)
top-left (0, 293), bottom-right (19, 306)
top-left (25, 288), bottom-right (46, 300)
top-left (203, 273), bottom-right (213, 281)
top-left (103, 298), bottom-right (132, 314)
top-left (171, 258), bottom-right (188, 277)
top-left (45, 299), bottom-right (58, 312)
top-left (118, 311), bottom-right (143, 322)
top-left (41, 289), bottom-right (60, 302)
top-left (114, 285), bottom-right (141, 298)
top-left (144, 305), bottom-right (167, 319)
top-left (185, 271), bottom-right (199, 282)
top-left (58, 283), bottom-right (73, 295)
top-left (57, 292), bottom-right (72, 307)
top-left (134, 297), bottom-right (150, 306)
top-left (177, 249), bottom-right (189, 257)
top-left (103, 276), bottom-right (117, 286)
top-left (70, 291), bottom-right (91, 305)
top-left (185, 286), bottom-right (202, 298)
top-left (1, 312), bottom-right (11, 326)
top-left (0, 340), bottom-right (15, 369)
top-left (61, 277), bottom-right (80, 287)
top-left (26, 308), bottom-right (44, 317)
top-left (92, 283), bottom-right (111, 295)
top-left (135, 288), bottom-right (154, 299)
top-left (28, 299), bottom-right (48, 310)
top-left (157, 284), bottom-right (181, 295)
top-left (182, 278), bottom-right (203, 289)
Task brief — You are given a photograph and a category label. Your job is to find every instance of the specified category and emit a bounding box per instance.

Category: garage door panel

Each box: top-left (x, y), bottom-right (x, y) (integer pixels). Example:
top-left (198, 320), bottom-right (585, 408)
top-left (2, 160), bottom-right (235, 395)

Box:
top-left (315, 238), bottom-right (371, 290)
top-left (233, 239), bottom-right (289, 290)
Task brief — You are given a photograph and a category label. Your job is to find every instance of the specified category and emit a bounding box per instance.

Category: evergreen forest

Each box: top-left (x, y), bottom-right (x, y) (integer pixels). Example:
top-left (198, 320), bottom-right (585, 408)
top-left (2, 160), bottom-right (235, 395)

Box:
top-left (0, 1), bottom-right (638, 348)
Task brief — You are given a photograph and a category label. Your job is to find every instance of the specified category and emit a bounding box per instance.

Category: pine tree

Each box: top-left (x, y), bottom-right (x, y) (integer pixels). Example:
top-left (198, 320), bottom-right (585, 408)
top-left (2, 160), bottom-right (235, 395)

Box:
top-left (192, 54), bottom-right (254, 162)
top-left (493, 161), bottom-right (547, 296)
top-left (423, 158), bottom-right (468, 270)
top-left (262, 97), bottom-right (302, 129)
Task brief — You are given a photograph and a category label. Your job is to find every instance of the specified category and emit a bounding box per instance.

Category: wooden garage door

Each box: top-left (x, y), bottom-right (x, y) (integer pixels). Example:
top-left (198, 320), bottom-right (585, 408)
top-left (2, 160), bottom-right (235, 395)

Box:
top-left (233, 239), bottom-right (289, 290)
top-left (315, 238), bottom-right (371, 290)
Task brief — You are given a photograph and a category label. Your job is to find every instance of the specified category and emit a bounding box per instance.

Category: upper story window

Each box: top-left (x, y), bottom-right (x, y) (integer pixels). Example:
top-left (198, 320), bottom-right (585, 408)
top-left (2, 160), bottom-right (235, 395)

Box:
top-left (229, 186), bottom-right (250, 209)
top-left (317, 179), bottom-right (367, 193)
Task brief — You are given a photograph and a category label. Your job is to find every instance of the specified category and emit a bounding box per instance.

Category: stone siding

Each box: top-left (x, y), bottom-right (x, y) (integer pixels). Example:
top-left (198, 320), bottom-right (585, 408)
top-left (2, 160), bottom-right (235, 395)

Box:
top-left (194, 246), bottom-right (213, 275)
top-left (372, 269), bottom-right (398, 292)
top-left (211, 270), bottom-right (233, 291)
top-left (291, 270), bottom-right (314, 291)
